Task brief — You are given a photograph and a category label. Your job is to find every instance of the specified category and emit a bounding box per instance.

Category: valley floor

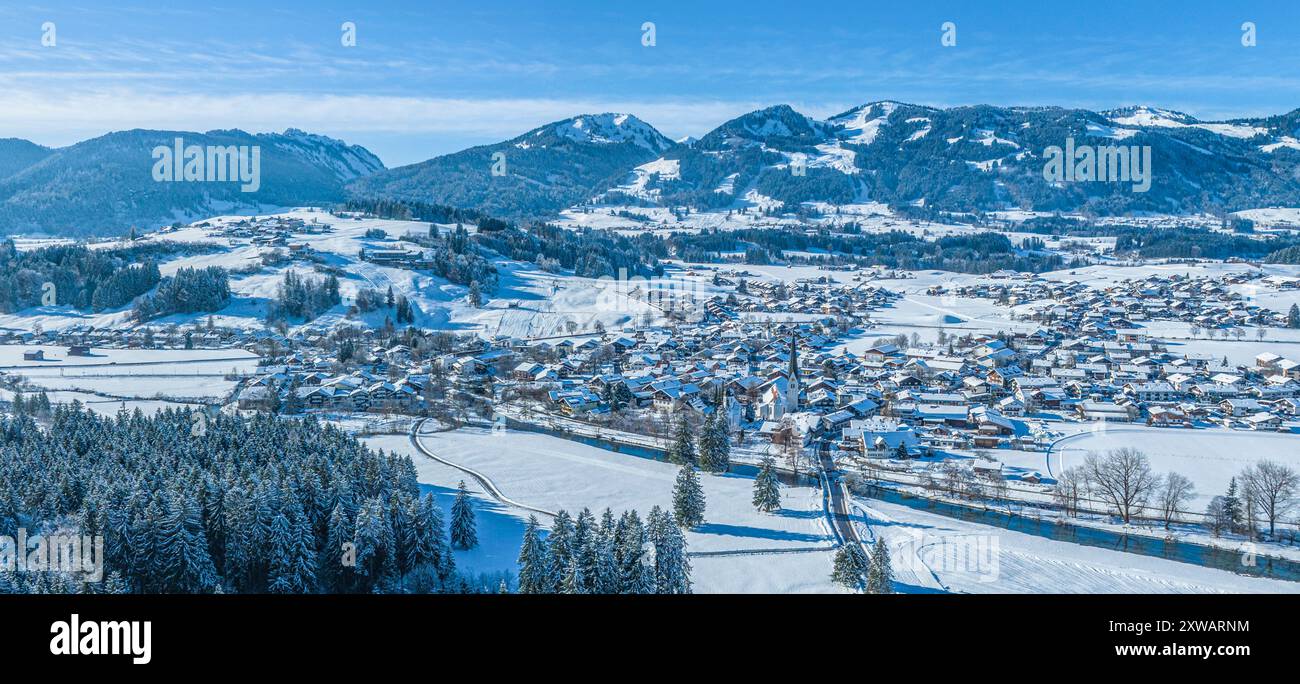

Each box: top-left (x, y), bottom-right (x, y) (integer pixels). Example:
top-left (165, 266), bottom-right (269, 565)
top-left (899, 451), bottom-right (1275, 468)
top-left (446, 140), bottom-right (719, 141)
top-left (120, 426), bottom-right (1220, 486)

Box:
top-left (365, 425), bottom-right (1300, 594)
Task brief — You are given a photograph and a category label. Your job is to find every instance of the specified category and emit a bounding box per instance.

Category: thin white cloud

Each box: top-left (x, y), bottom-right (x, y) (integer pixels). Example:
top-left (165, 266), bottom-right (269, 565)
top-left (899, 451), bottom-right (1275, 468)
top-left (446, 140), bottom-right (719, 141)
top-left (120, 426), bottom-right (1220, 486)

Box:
top-left (0, 89), bottom-right (773, 148)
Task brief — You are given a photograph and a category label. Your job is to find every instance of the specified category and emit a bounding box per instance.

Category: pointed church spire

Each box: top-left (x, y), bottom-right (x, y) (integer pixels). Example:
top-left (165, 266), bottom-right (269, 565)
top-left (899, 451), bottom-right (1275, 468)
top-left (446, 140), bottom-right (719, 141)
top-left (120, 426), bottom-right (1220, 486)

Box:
top-left (786, 333), bottom-right (800, 412)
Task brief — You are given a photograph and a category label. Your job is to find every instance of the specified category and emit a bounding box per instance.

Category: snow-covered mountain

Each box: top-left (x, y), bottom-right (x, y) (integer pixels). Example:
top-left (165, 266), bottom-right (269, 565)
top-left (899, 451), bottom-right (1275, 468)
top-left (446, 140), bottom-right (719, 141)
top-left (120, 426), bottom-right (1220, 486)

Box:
top-left (9, 102), bottom-right (1300, 237)
top-left (575, 101), bottom-right (1300, 220)
top-left (348, 113), bottom-right (675, 220)
top-left (0, 129), bottom-right (384, 237)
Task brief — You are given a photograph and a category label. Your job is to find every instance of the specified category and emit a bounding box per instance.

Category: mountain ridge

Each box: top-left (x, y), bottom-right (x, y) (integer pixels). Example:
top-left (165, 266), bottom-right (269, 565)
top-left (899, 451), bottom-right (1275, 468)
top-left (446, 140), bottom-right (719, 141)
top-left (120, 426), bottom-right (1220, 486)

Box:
top-left (6, 101), bottom-right (1300, 237)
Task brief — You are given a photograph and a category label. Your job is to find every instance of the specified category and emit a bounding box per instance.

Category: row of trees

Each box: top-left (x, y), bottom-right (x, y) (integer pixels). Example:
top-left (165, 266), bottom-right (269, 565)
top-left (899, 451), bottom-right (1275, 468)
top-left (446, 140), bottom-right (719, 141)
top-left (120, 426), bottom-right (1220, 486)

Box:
top-left (667, 409), bottom-right (731, 473)
top-left (0, 240), bottom-right (209, 313)
top-left (353, 286), bottom-right (415, 324)
top-left (832, 540), bottom-right (893, 593)
top-left (515, 507), bottom-right (691, 594)
top-left (266, 270), bottom-right (341, 322)
top-left (132, 266), bottom-right (231, 321)
top-left (1054, 448), bottom-right (1298, 538)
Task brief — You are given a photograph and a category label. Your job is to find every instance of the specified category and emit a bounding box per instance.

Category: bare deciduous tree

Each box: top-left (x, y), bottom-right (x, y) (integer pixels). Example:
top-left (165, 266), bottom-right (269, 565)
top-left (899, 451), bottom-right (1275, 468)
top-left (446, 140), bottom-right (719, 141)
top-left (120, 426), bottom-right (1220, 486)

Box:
top-left (1157, 472), bottom-right (1196, 529)
top-left (1241, 461), bottom-right (1299, 537)
top-left (1084, 448), bottom-right (1157, 524)
top-left (1053, 466), bottom-right (1089, 517)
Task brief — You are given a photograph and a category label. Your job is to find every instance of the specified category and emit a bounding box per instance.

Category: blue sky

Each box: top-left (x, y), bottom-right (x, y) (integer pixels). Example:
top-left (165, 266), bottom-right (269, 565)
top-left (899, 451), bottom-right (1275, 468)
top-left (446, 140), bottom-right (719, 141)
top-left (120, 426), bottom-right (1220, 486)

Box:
top-left (1, 0), bottom-right (1299, 166)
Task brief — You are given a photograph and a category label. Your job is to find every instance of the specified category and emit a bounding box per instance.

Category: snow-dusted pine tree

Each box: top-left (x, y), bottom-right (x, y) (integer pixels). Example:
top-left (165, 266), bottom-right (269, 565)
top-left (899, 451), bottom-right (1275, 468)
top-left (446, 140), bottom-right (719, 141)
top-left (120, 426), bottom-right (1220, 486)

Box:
top-left (698, 411), bottom-right (719, 472)
top-left (574, 508), bottom-right (599, 593)
top-left (752, 455), bottom-right (782, 512)
top-left (672, 465), bottom-right (706, 529)
top-left (866, 540), bottom-right (894, 595)
top-left (831, 544), bottom-right (869, 592)
top-left (516, 515), bottom-right (550, 594)
top-left (547, 510), bottom-right (575, 593)
top-left (667, 415), bottom-right (697, 465)
top-left (450, 480), bottom-right (478, 550)
top-left (647, 506), bottom-right (692, 594)
top-left (592, 508), bottom-right (619, 594)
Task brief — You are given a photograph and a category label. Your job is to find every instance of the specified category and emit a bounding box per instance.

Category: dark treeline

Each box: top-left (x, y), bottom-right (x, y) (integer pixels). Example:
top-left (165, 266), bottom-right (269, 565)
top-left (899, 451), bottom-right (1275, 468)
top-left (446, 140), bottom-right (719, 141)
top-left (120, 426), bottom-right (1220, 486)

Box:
top-left (474, 223), bottom-right (668, 279)
top-left (1009, 217), bottom-right (1300, 263)
top-left (1116, 229), bottom-right (1300, 261)
top-left (0, 406), bottom-right (488, 594)
top-left (132, 266), bottom-right (231, 321)
top-left (670, 228), bottom-right (1066, 273)
top-left (347, 199), bottom-right (1064, 277)
top-left (341, 197), bottom-right (489, 226)
top-left (0, 239), bottom-right (219, 314)
top-left (404, 223), bottom-right (500, 292)
top-left (267, 270), bottom-right (341, 323)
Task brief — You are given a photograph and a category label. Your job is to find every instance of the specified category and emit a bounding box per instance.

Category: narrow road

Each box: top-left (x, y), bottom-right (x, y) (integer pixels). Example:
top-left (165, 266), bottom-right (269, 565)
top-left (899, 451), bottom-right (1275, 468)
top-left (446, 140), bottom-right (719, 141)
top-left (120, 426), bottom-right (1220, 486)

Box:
top-left (818, 441), bottom-right (862, 546)
top-left (409, 418), bottom-right (557, 519)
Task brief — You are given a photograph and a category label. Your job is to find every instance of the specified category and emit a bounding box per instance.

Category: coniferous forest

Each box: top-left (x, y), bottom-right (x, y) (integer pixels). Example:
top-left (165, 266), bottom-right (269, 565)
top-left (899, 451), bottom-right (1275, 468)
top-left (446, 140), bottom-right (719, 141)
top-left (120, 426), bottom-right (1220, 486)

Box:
top-left (0, 405), bottom-right (490, 594)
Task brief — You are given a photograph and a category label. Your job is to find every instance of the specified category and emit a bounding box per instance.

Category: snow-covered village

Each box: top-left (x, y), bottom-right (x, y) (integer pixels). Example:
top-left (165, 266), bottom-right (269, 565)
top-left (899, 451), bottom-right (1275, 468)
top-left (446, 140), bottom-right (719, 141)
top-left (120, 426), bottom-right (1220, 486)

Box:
top-left (5, 205), bottom-right (1300, 596)
top-left (6, 1), bottom-right (1300, 668)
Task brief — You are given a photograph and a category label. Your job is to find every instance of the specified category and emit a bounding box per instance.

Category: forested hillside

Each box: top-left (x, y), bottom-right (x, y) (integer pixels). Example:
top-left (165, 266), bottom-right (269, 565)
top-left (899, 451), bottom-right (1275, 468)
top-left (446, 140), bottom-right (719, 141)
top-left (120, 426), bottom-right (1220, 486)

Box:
top-left (0, 406), bottom-right (480, 594)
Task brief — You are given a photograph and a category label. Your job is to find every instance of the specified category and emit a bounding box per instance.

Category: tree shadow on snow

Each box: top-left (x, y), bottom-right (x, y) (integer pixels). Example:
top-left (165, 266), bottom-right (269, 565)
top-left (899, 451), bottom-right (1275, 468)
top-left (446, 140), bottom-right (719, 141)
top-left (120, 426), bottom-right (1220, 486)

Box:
top-left (692, 522), bottom-right (826, 544)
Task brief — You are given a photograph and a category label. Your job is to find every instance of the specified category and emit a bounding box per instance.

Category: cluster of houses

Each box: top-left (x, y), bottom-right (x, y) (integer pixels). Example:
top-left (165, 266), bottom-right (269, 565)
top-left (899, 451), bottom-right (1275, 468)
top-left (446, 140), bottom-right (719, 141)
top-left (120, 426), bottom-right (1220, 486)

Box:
top-left (220, 265), bottom-right (1300, 473)
top-left (196, 215), bottom-right (331, 245)
top-left (943, 271), bottom-right (1296, 331)
top-left (1, 326), bottom-right (229, 351)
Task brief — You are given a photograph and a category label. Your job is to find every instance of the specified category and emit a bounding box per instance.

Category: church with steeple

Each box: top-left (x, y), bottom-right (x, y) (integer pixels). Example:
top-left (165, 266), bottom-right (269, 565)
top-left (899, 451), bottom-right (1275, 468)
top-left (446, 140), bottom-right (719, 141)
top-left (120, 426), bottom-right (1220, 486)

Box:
top-left (785, 333), bottom-right (800, 413)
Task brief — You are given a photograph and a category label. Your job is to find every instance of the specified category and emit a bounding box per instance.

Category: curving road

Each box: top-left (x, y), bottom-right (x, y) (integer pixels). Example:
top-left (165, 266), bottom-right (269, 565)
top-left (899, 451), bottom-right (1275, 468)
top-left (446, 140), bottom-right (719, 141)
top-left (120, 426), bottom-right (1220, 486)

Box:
top-left (410, 418), bottom-right (557, 519)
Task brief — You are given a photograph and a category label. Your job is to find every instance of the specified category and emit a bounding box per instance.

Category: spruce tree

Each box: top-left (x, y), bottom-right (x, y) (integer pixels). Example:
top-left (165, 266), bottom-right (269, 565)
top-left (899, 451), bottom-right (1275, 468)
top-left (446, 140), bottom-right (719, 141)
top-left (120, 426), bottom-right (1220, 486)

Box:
top-left (672, 465), bottom-right (706, 529)
top-left (831, 544), bottom-right (869, 592)
top-left (157, 490), bottom-right (220, 593)
top-left (516, 515), bottom-right (550, 594)
top-left (866, 540), bottom-right (894, 594)
top-left (698, 411), bottom-right (718, 472)
top-left (1224, 478), bottom-right (1243, 533)
top-left (647, 506), bottom-right (692, 594)
top-left (450, 481), bottom-right (478, 550)
top-left (323, 502), bottom-right (354, 592)
top-left (710, 407), bottom-right (731, 472)
top-left (667, 415), bottom-right (696, 465)
top-left (616, 510), bottom-right (653, 594)
top-left (562, 554), bottom-right (587, 594)
top-left (593, 514), bottom-right (619, 594)
top-left (1288, 303), bottom-right (1300, 329)
top-left (546, 510), bottom-right (576, 593)
top-left (752, 455), bottom-right (782, 513)
top-left (574, 508), bottom-right (599, 593)
top-left (415, 493), bottom-right (454, 582)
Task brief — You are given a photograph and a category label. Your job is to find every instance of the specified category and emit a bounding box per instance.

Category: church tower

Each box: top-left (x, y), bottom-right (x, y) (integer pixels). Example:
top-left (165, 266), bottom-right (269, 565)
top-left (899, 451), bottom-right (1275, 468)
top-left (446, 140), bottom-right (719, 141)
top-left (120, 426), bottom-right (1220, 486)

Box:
top-left (786, 333), bottom-right (800, 413)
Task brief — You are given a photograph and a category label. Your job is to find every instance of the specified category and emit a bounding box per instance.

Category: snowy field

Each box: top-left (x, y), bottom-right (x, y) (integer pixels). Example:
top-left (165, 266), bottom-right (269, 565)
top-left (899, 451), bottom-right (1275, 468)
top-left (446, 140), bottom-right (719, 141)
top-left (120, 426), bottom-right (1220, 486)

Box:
top-left (365, 423), bottom-right (1300, 593)
top-left (0, 345), bottom-right (258, 369)
top-left (0, 346), bottom-right (258, 402)
top-left (1051, 426), bottom-right (1300, 510)
top-left (854, 497), bottom-right (1299, 594)
top-left (367, 426), bottom-right (844, 594)
top-left (0, 209), bottom-right (679, 340)
top-left (41, 390), bottom-right (200, 417)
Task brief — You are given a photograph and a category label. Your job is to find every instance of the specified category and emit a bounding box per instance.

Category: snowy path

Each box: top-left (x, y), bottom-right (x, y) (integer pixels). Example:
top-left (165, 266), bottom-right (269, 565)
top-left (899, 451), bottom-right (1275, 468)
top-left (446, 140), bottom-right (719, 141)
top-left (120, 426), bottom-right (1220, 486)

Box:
top-left (855, 501), bottom-right (950, 593)
top-left (410, 419), bottom-right (557, 519)
top-left (852, 496), bottom-right (1300, 593)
